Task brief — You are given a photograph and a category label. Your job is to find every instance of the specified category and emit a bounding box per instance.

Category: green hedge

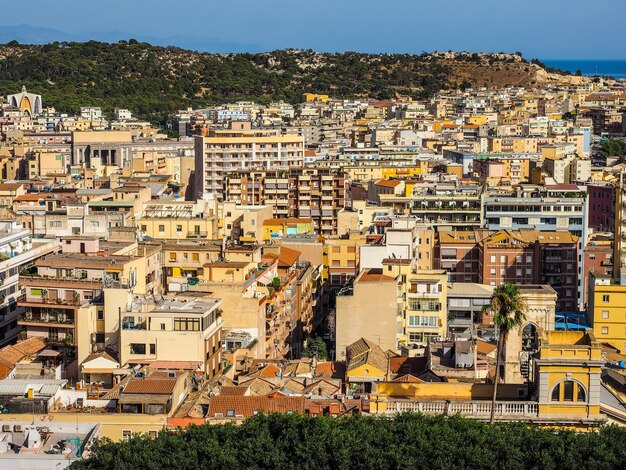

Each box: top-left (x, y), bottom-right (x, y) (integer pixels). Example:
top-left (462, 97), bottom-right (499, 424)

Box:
top-left (71, 413), bottom-right (626, 469)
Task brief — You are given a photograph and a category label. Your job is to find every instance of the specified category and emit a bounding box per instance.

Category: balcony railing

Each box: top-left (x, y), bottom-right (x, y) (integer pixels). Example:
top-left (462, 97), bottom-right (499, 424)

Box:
top-left (384, 400), bottom-right (538, 418)
top-left (18, 294), bottom-right (83, 306)
top-left (19, 314), bottom-right (75, 327)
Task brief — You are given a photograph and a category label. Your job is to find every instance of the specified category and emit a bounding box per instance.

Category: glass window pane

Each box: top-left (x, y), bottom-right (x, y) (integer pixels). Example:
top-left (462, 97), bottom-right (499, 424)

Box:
top-left (551, 383), bottom-right (560, 401)
top-left (563, 381), bottom-right (574, 402)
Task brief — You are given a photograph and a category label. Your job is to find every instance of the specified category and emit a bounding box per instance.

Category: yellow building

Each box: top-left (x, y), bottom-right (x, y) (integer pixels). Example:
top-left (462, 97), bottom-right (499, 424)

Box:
top-left (262, 217), bottom-right (314, 241)
top-left (383, 260), bottom-right (448, 346)
top-left (324, 233), bottom-right (366, 288)
top-left (136, 199), bottom-right (218, 241)
top-left (588, 274), bottom-right (626, 353)
top-left (535, 330), bottom-right (603, 421)
top-left (303, 93), bottom-right (330, 102)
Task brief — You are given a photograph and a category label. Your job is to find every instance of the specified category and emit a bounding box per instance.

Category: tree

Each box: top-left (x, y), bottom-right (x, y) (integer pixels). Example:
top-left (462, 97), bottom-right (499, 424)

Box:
top-left (575, 69), bottom-right (582, 76)
top-left (303, 336), bottom-right (327, 360)
top-left (483, 283), bottom-right (526, 424)
top-left (271, 277), bottom-right (281, 290)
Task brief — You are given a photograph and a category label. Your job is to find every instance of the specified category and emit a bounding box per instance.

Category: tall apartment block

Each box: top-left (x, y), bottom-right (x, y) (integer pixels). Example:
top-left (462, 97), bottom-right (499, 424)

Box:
top-left (194, 121), bottom-right (304, 202)
top-left (224, 168), bottom-right (346, 236)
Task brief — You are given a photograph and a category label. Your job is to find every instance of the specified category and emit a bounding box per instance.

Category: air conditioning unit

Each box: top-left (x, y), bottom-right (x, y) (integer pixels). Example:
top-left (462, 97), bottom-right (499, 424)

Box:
top-left (14, 425), bottom-right (23, 432)
top-left (2, 425), bottom-right (10, 432)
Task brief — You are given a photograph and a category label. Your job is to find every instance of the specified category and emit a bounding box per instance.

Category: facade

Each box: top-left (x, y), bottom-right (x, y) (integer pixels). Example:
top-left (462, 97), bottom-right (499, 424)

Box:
top-left (588, 274), bottom-right (626, 353)
top-left (194, 121), bottom-right (304, 202)
top-left (7, 86), bottom-right (42, 116)
top-left (0, 221), bottom-right (58, 346)
top-left (223, 168), bottom-right (346, 236)
top-left (119, 297), bottom-right (223, 377)
top-left (335, 269), bottom-right (398, 360)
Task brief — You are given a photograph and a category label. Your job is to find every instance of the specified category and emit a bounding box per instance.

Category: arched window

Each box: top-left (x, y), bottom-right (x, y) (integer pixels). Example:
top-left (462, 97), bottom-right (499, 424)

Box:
top-left (522, 323), bottom-right (538, 351)
top-left (550, 380), bottom-right (586, 403)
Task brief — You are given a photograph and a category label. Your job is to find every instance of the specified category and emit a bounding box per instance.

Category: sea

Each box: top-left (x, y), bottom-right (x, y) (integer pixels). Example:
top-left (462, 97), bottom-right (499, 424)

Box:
top-left (542, 60), bottom-right (626, 79)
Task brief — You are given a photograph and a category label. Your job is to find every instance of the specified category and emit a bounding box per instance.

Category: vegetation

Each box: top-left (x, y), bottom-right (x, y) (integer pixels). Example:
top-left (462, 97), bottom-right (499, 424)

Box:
top-left (482, 283), bottom-right (526, 424)
top-left (0, 42), bottom-right (563, 125)
top-left (302, 336), bottom-right (328, 360)
top-left (70, 413), bottom-right (626, 470)
top-left (599, 139), bottom-right (626, 161)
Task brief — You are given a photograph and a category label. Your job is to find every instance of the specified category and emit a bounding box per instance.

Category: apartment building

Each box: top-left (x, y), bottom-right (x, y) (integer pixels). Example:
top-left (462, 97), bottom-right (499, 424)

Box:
top-left (406, 181), bottom-right (481, 228)
top-left (136, 199), bottom-right (218, 241)
top-left (119, 296), bottom-right (223, 377)
top-left (194, 121), bottom-right (304, 202)
top-left (223, 168), bottom-right (346, 236)
top-left (383, 259), bottom-right (448, 348)
top-left (0, 220), bottom-right (58, 346)
top-left (335, 268), bottom-right (398, 360)
top-left (18, 240), bottom-right (161, 366)
top-left (483, 184), bottom-right (588, 238)
top-left (478, 230), bottom-right (579, 311)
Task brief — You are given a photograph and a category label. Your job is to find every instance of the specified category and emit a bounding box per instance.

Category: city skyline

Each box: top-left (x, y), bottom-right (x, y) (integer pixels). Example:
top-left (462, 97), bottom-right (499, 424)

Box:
top-left (1, 0), bottom-right (625, 59)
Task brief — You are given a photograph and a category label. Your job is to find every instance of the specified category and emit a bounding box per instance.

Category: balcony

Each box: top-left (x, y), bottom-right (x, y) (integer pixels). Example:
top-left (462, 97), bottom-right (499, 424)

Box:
top-left (19, 313), bottom-right (75, 328)
top-left (19, 275), bottom-right (102, 289)
top-left (18, 294), bottom-right (83, 308)
top-left (384, 400), bottom-right (538, 419)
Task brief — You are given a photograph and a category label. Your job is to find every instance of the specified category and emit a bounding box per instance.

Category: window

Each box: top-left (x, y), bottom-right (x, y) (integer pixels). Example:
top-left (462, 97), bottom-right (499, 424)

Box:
top-left (176, 225), bottom-right (183, 233)
top-left (603, 295), bottom-right (610, 303)
top-left (174, 317), bottom-right (200, 331)
top-left (563, 381), bottom-right (574, 402)
top-left (148, 431), bottom-right (158, 439)
top-left (226, 409), bottom-right (235, 417)
top-left (490, 255), bottom-right (496, 263)
top-left (500, 255), bottom-right (506, 263)
top-left (158, 225), bottom-right (165, 232)
top-left (192, 253), bottom-right (199, 261)
top-left (130, 343), bottom-right (146, 354)
top-left (551, 383), bottom-right (560, 401)
top-left (95, 333), bottom-right (105, 343)
top-left (602, 326), bottom-right (609, 334)
top-left (97, 311), bottom-right (104, 321)
top-left (122, 430), bottom-right (131, 442)
top-left (161, 323), bottom-right (166, 330)
top-left (91, 221), bottom-right (100, 228)
top-left (602, 310), bottom-right (609, 319)
top-left (149, 344), bottom-right (156, 355)
top-left (169, 253), bottom-right (177, 261)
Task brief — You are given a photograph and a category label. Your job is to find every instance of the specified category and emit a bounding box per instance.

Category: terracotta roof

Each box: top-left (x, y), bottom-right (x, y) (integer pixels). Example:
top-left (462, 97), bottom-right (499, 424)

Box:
top-left (358, 269), bottom-right (396, 283)
top-left (374, 180), bottom-right (401, 188)
top-left (346, 338), bottom-right (388, 374)
top-left (207, 395), bottom-right (306, 418)
top-left (389, 356), bottom-right (427, 375)
top-left (13, 337), bottom-right (47, 357)
top-left (123, 377), bottom-right (178, 395)
top-left (476, 339), bottom-right (497, 355)
top-left (315, 361), bottom-right (345, 379)
top-left (277, 246), bottom-right (300, 267)
top-left (258, 363), bottom-right (282, 378)
top-left (0, 183), bottom-right (23, 191)
top-left (392, 374), bottom-right (424, 383)
top-left (263, 218), bottom-right (313, 226)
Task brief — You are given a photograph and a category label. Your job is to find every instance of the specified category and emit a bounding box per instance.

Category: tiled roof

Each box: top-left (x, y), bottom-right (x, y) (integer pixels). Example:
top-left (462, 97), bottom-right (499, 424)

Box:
top-left (346, 338), bottom-right (388, 374)
top-left (219, 386), bottom-right (248, 396)
top-left (207, 395), bottom-right (306, 418)
top-left (277, 246), bottom-right (301, 267)
top-left (123, 377), bottom-right (178, 395)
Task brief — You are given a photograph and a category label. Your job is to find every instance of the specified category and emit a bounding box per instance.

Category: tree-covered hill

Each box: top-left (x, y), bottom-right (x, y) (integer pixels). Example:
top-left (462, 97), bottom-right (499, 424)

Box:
top-left (70, 413), bottom-right (626, 470)
top-left (0, 41), bottom-right (579, 124)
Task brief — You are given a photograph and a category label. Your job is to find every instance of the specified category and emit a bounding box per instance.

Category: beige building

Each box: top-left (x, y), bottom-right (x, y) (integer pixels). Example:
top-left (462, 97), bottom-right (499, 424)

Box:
top-left (136, 199), bottom-right (218, 241)
top-left (118, 296), bottom-right (223, 377)
top-left (335, 269), bottom-right (398, 360)
top-left (194, 121), bottom-right (304, 201)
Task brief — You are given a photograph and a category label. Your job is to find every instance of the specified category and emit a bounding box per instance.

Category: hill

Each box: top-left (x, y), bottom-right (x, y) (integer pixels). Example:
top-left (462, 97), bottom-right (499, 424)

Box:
top-left (0, 41), bottom-right (588, 124)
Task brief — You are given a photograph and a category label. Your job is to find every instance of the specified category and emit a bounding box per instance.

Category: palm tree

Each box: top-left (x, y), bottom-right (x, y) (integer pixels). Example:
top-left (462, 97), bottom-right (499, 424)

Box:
top-left (483, 283), bottom-right (526, 424)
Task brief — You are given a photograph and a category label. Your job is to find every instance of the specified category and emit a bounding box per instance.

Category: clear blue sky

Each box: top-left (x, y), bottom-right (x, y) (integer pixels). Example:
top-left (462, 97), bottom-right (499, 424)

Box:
top-left (1, 0), bottom-right (624, 59)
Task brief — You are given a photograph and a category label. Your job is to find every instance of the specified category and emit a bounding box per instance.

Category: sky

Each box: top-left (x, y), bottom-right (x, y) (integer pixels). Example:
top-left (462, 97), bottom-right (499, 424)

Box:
top-left (1, 0), bottom-right (625, 59)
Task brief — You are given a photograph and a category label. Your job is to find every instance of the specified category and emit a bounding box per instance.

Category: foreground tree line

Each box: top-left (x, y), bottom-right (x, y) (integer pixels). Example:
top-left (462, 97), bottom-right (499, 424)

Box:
top-left (70, 413), bottom-right (626, 469)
